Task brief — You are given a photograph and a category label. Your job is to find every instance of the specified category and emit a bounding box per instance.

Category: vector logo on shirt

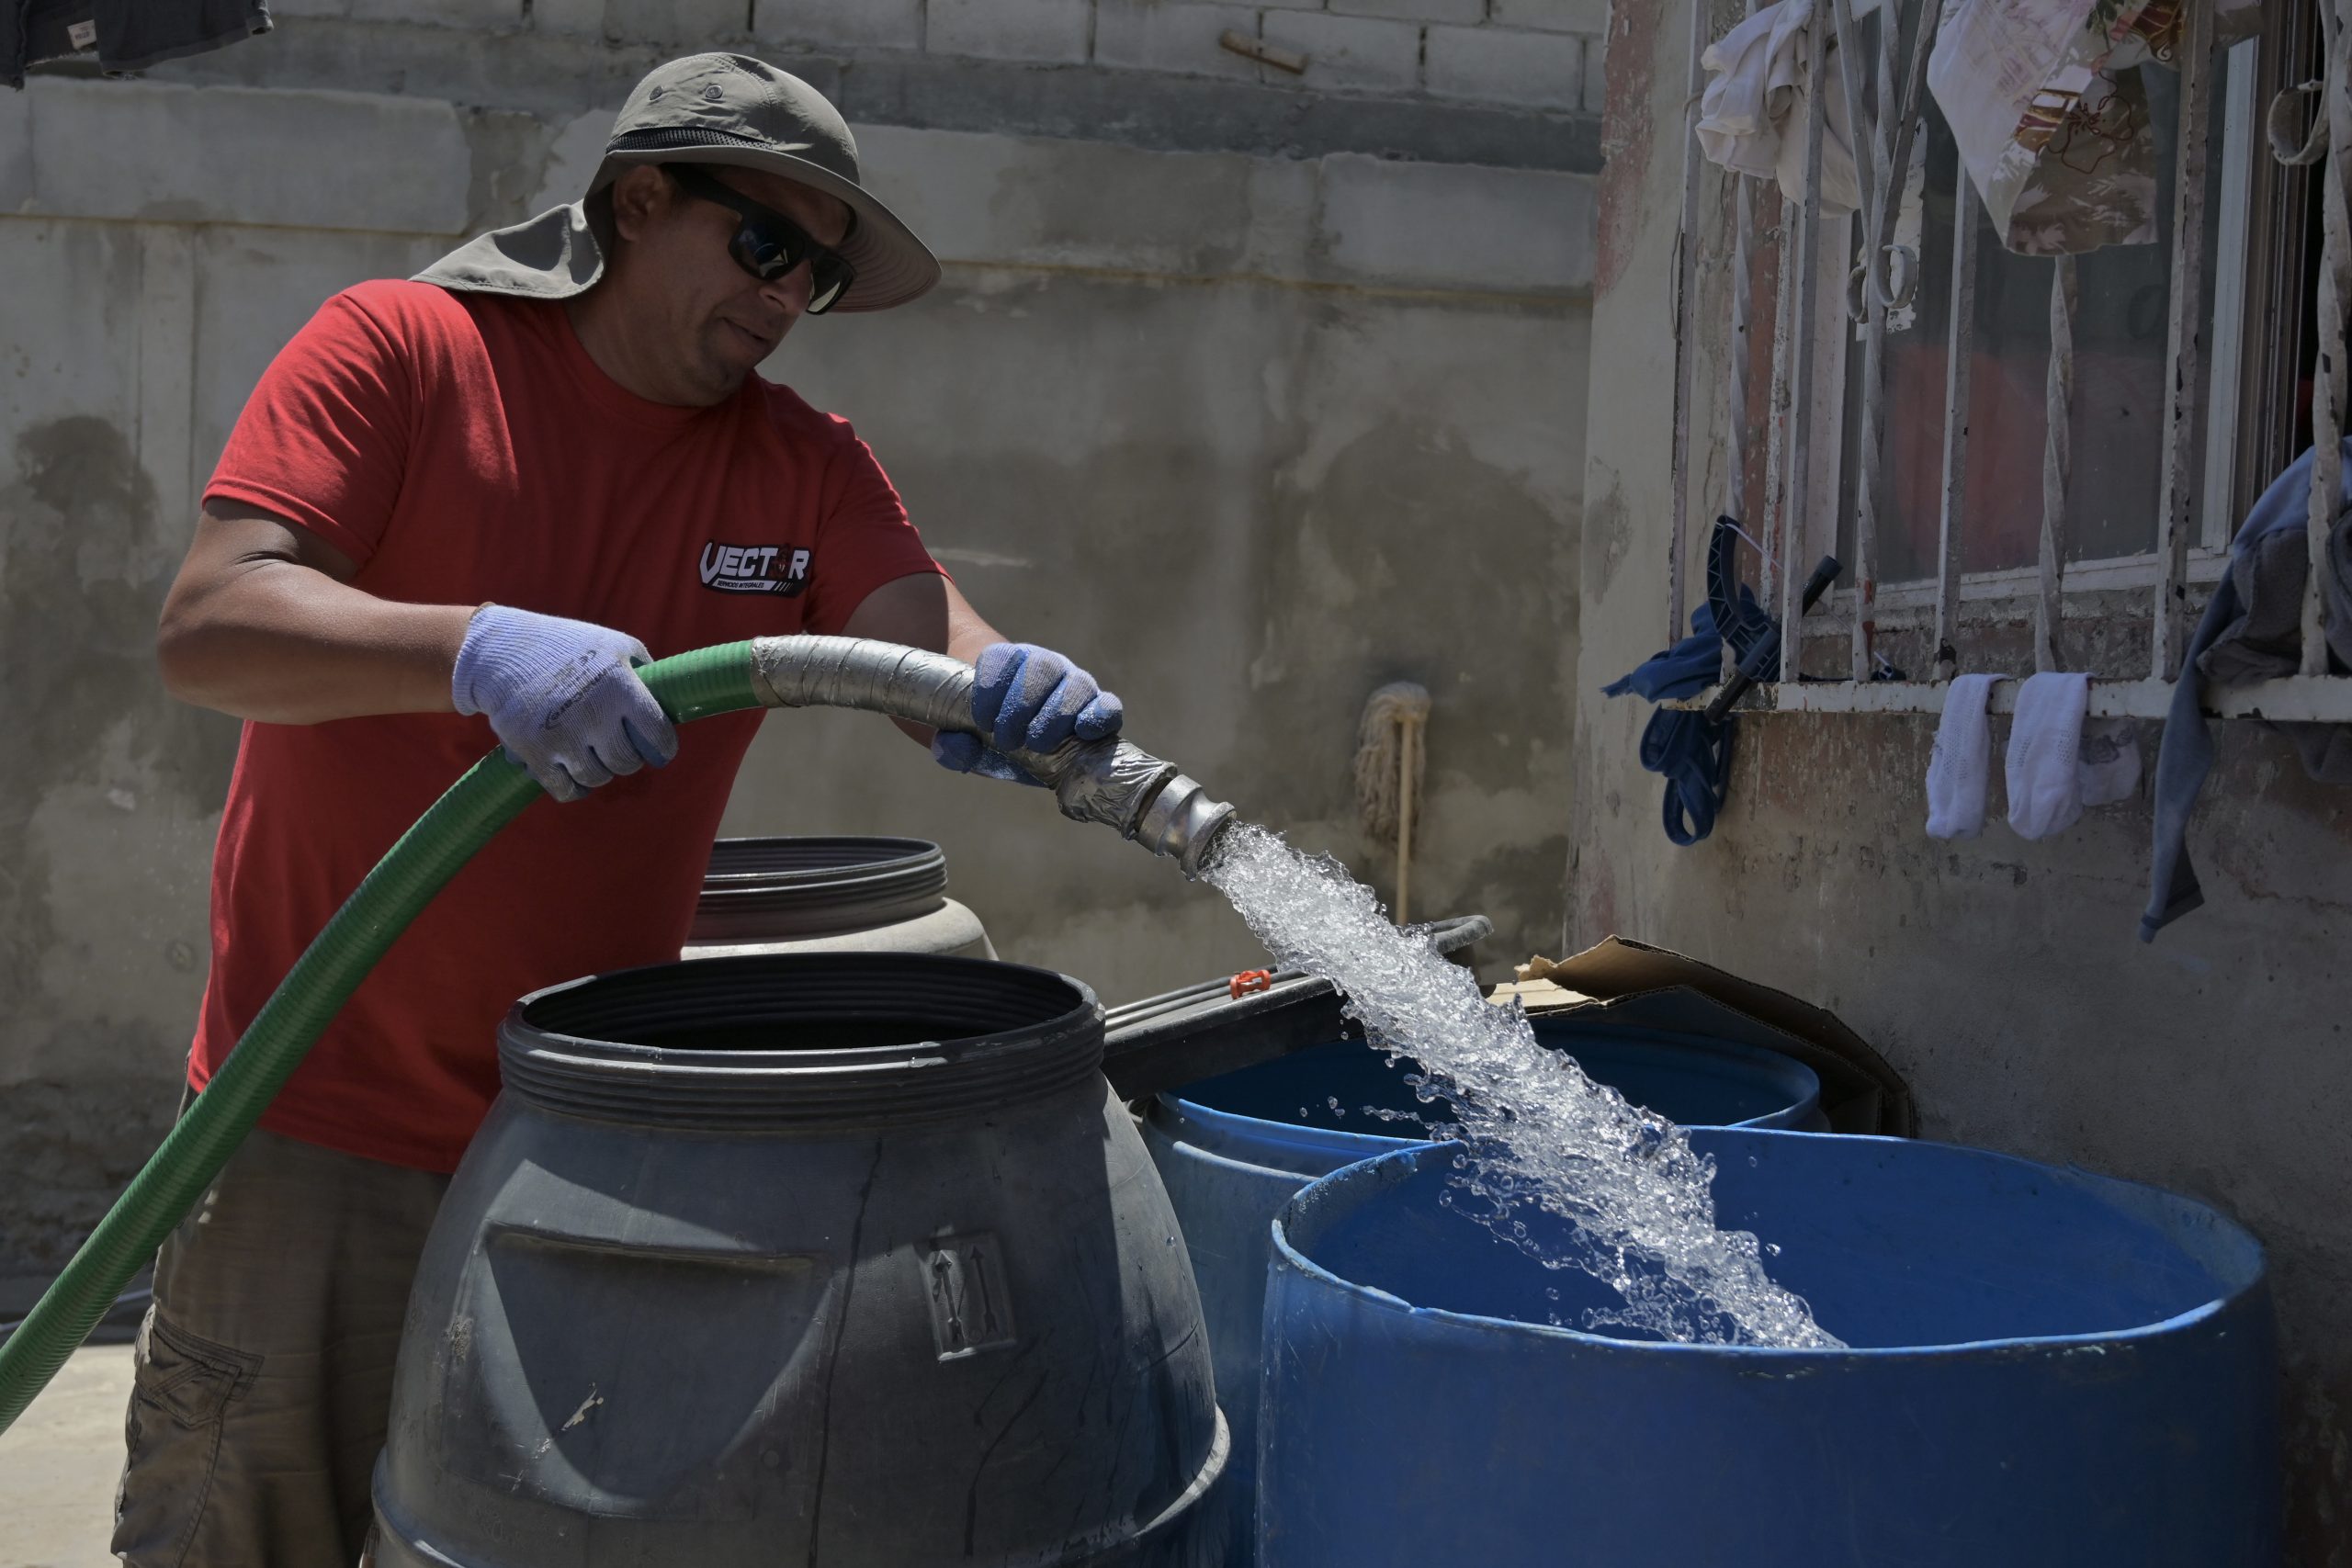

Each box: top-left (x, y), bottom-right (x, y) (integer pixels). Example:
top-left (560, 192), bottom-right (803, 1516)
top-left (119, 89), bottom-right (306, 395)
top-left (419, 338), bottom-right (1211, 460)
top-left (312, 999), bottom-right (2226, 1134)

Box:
top-left (699, 541), bottom-right (811, 597)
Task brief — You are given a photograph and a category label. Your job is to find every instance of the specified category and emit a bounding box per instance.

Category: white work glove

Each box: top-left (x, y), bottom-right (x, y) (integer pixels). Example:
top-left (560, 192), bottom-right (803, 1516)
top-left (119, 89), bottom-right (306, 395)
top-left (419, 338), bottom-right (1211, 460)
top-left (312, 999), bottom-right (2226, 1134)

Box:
top-left (453, 604), bottom-right (679, 802)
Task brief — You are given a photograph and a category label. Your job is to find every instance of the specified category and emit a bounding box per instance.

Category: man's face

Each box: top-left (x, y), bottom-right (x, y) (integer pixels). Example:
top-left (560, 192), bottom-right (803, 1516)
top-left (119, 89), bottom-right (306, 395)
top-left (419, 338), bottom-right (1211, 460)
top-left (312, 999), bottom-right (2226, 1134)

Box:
top-left (606, 164), bottom-right (853, 400)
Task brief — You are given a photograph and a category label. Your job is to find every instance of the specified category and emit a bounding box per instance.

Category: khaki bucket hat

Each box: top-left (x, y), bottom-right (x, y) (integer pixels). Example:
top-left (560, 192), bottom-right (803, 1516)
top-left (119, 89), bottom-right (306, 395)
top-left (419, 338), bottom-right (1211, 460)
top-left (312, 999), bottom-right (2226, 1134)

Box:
top-left (415, 53), bottom-right (939, 312)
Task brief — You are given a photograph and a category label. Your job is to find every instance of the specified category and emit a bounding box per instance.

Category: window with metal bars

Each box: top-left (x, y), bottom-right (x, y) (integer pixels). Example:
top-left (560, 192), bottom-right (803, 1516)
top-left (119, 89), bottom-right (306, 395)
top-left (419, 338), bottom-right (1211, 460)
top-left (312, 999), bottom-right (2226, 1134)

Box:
top-left (1669, 0), bottom-right (2352, 721)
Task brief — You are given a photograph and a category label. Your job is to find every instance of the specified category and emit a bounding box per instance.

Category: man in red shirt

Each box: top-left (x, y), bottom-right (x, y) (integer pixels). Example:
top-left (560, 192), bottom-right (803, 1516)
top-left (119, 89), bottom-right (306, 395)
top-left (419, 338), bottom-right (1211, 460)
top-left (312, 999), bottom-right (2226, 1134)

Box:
top-left (114, 53), bottom-right (1122, 1566)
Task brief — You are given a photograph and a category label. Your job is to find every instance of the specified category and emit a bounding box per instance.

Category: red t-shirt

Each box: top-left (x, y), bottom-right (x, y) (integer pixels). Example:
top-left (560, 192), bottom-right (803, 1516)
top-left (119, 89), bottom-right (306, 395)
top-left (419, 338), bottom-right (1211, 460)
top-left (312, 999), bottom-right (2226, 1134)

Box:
top-left (191, 279), bottom-right (942, 1171)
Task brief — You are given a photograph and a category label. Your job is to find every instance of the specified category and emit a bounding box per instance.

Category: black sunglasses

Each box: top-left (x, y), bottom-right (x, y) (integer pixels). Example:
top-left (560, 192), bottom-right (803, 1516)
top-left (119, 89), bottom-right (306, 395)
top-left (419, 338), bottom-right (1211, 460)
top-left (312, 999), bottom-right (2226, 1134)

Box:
top-left (662, 163), bottom-right (856, 316)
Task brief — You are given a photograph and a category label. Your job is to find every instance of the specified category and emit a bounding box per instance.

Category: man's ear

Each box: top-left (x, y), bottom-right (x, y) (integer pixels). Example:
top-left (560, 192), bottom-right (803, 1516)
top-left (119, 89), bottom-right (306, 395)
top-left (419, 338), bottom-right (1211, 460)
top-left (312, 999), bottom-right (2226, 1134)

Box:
top-left (606, 166), bottom-right (671, 243)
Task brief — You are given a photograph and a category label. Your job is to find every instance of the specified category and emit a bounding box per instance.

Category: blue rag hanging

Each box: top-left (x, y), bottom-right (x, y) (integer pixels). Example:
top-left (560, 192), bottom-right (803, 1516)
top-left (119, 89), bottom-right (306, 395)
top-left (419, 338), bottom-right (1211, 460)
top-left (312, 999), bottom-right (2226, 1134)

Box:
top-left (1600, 522), bottom-right (1776, 846)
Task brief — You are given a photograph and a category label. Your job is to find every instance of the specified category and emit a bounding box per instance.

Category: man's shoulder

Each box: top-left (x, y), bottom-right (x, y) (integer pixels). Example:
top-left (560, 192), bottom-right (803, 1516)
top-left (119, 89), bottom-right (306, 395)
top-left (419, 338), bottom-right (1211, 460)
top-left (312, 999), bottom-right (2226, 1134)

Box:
top-left (330, 277), bottom-right (475, 334)
top-left (748, 376), bottom-right (860, 447)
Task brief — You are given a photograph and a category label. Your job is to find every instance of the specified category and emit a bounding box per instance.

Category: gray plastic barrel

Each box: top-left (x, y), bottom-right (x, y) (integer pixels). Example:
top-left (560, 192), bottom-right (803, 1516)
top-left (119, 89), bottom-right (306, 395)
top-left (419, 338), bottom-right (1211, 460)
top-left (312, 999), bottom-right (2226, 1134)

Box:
top-left (1142, 1021), bottom-right (1826, 1565)
top-left (372, 954), bottom-right (1226, 1567)
top-left (681, 836), bottom-right (994, 960)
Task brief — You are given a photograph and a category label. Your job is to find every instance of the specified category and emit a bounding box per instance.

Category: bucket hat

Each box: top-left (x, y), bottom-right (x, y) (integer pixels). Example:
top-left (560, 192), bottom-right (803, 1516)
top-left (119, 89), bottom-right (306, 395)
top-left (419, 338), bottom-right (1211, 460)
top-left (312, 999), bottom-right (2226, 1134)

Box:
top-left (415, 53), bottom-right (939, 312)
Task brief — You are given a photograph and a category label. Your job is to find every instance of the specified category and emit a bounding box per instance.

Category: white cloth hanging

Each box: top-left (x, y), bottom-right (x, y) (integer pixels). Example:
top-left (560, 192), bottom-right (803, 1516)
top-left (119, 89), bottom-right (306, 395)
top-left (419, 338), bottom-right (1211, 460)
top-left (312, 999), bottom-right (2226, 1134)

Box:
top-left (1926, 673), bottom-right (2001, 840)
top-left (2076, 717), bottom-right (2142, 808)
top-left (1696, 0), bottom-right (1869, 216)
top-left (2006, 671), bottom-right (2090, 840)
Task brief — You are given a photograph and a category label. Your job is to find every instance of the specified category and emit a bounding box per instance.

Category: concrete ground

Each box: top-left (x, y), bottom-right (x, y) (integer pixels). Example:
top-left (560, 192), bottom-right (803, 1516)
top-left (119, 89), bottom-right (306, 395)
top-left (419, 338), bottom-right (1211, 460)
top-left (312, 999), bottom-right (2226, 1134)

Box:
top-left (0, 1344), bottom-right (130, 1567)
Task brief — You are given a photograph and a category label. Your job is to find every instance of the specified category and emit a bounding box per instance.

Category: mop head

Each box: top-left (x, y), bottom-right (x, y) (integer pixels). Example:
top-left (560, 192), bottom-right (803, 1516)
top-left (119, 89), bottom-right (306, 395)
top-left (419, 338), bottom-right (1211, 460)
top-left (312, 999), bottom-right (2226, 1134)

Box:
top-left (1354, 682), bottom-right (1430, 848)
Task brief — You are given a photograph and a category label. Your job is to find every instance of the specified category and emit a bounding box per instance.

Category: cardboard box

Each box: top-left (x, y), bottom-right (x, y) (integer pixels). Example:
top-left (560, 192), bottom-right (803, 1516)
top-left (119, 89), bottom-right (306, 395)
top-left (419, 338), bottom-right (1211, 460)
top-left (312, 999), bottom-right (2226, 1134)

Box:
top-left (1493, 937), bottom-right (1915, 1137)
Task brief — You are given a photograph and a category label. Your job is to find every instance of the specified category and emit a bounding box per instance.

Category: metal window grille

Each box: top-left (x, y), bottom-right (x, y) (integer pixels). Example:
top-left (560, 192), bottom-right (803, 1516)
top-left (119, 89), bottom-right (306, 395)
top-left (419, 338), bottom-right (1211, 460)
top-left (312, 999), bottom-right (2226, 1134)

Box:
top-left (1668, 0), bottom-right (2352, 722)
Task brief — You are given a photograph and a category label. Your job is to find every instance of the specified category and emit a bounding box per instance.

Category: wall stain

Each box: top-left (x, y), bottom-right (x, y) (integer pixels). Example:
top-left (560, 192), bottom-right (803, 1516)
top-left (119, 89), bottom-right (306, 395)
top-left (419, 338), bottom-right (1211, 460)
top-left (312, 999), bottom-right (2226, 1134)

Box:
top-left (1240, 418), bottom-right (1576, 952)
top-left (1583, 462), bottom-right (1632, 603)
top-left (1593, 0), bottom-right (1663, 300)
top-left (0, 417), bottom-right (238, 1272)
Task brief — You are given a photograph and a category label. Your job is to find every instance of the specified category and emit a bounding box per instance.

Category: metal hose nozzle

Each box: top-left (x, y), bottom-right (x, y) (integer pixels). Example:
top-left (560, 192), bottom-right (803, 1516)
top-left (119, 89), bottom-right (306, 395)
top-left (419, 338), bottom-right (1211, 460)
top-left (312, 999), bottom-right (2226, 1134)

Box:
top-left (748, 637), bottom-right (1236, 875)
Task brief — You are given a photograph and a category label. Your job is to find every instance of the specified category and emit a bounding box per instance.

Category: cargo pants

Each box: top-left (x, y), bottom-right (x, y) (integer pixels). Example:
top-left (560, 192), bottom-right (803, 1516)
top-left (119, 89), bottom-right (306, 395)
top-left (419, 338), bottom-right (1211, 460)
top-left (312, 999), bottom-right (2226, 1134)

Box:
top-left (112, 1124), bottom-right (449, 1568)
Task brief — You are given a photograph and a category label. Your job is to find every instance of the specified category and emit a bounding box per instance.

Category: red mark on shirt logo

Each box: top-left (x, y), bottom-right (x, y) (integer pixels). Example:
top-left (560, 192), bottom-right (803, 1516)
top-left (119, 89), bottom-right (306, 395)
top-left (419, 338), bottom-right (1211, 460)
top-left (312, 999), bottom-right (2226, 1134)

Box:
top-left (700, 542), bottom-right (810, 597)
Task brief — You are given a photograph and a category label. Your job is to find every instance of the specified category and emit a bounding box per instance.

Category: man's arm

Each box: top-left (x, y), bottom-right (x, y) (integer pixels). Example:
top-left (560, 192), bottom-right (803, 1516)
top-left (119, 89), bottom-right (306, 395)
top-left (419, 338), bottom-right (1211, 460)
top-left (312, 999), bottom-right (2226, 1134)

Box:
top-left (156, 502), bottom-right (475, 724)
top-left (156, 502), bottom-right (675, 801)
top-left (839, 572), bottom-right (1006, 747)
top-left (838, 570), bottom-right (1005, 667)
top-left (838, 570), bottom-right (1123, 779)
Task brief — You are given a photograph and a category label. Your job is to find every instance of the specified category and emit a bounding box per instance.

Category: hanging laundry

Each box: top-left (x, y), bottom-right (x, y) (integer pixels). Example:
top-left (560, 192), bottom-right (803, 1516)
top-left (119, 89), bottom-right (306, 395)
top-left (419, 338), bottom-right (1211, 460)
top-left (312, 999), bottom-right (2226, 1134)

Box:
top-left (1926, 672), bottom-right (2001, 840)
top-left (2005, 671), bottom-right (2090, 840)
top-left (1928, 0), bottom-right (2264, 257)
top-left (2145, 440), bottom-right (2352, 942)
top-left (1602, 603), bottom-right (1739, 847)
top-left (4, 0), bottom-right (268, 89)
top-left (2077, 718), bottom-right (2142, 807)
top-left (1696, 0), bottom-right (1870, 214)
top-left (1600, 522), bottom-right (1784, 848)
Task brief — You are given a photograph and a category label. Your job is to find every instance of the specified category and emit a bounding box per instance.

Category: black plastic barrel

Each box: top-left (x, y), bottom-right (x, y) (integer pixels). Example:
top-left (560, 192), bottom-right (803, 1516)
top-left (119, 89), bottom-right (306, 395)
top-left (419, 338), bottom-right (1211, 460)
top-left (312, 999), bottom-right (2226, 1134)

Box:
top-left (682, 836), bottom-right (994, 960)
top-left (372, 954), bottom-right (1227, 1567)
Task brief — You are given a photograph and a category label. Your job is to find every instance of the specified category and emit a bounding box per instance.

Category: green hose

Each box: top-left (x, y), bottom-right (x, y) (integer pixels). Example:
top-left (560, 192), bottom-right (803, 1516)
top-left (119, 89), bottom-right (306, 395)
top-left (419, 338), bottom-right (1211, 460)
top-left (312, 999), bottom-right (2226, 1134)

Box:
top-left (0, 641), bottom-right (763, 1435)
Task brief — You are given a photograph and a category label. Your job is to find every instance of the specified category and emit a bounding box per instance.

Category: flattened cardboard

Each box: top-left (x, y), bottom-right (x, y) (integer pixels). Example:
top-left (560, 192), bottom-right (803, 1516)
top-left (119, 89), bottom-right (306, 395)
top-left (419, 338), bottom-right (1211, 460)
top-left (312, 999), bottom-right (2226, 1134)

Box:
top-left (1504, 936), bottom-right (1916, 1137)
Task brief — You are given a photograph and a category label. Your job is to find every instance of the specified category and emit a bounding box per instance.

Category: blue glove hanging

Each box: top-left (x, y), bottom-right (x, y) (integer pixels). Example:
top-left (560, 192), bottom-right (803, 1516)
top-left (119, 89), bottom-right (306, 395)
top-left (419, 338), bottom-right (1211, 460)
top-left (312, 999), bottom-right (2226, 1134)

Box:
top-left (1599, 520), bottom-right (1768, 846)
top-left (1641, 703), bottom-right (1736, 845)
top-left (932, 641), bottom-right (1125, 787)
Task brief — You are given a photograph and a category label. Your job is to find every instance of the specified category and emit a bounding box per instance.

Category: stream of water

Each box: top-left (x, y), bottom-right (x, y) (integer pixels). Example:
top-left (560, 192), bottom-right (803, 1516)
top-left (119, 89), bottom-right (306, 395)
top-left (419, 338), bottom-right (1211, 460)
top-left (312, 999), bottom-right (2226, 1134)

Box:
top-left (1203, 822), bottom-right (1842, 1349)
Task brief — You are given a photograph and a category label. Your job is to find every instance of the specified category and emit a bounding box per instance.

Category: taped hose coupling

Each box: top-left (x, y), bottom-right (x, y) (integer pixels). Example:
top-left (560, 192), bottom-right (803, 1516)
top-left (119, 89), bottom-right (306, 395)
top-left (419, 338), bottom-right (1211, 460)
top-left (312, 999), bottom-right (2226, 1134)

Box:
top-left (748, 635), bottom-right (1236, 874)
top-left (1035, 738), bottom-right (1235, 878)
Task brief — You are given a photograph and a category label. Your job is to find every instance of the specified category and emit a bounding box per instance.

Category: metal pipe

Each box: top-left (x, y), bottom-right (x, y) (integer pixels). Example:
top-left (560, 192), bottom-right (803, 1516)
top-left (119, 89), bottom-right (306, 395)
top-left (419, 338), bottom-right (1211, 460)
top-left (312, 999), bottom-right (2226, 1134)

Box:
top-left (2036, 255), bottom-right (2076, 672)
top-left (2308, 0), bottom-right (2352, 675)
top-left (749, 636), bottom-right (1237, 877)
top-left (1668, 0), bottom-right (1713, 639)
top-left (1781, 11), bottom-right (1834, 684)
top-left (2153, 0), bottom-right (2214, 677)
top-left (1934, 168), bottom-right (1977, 679)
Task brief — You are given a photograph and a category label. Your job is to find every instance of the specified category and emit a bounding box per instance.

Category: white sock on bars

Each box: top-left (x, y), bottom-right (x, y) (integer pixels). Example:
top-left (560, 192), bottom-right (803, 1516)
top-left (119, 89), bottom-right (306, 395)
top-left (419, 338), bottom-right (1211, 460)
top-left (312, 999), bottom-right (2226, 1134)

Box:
top-left (2007, 671), bottom-right (2091, 840)
top-left (1926, 673), bottom-right (2000, 840)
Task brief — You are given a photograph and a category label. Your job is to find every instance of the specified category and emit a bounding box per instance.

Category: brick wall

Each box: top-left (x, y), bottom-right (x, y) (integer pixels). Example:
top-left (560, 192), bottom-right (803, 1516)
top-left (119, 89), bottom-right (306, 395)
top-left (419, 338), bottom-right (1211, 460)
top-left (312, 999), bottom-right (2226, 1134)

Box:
top-left (808, 0), bottom-right (1606, 112)
top-left (284, 0), bottom-right (1607, 116)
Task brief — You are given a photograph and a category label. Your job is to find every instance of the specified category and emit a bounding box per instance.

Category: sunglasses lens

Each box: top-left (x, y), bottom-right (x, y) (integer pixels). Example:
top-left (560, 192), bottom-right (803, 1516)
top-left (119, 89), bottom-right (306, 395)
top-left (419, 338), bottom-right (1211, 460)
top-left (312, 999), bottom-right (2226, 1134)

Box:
top-left (736, 226), bottom-right (797, 281)
top-left (807, 258), bottom-right (854, 316)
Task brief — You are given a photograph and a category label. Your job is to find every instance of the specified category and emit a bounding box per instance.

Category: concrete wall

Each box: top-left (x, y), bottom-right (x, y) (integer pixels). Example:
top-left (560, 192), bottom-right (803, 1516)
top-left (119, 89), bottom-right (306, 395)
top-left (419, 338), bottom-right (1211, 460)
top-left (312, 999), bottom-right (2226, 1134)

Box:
top-left (0, 14), bottom-right (1591, 1281)
top-left (1577, 3), bottom-right (2348, 1559)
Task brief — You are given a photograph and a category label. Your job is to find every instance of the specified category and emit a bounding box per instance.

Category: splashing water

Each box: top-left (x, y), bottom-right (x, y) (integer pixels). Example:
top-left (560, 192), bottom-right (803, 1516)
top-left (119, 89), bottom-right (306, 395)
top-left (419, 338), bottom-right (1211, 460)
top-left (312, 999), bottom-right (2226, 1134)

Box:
top-left (1203, 823), bottom-right (1841, 1349)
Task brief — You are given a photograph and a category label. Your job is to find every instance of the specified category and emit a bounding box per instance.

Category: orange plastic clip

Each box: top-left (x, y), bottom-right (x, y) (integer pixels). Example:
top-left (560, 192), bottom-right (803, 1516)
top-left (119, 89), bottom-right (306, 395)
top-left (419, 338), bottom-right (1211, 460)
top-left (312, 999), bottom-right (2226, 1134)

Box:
top-left (1228, 969), bottom-right (1274, 999)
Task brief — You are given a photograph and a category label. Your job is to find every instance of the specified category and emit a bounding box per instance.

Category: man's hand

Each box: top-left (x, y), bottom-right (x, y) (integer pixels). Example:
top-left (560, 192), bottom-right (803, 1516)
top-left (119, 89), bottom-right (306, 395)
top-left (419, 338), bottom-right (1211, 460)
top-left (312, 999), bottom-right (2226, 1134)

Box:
top-left (931, 641), bottom-right (1124, 787)
top-left (453, 605), bottom-right (680, 802)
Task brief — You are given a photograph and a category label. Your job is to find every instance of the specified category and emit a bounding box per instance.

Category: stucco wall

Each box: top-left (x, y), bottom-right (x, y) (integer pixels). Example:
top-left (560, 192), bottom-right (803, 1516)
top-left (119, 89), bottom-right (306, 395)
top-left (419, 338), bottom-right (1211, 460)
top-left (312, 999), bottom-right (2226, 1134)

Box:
top-left (0, 19), bottom-right (1590, 1284)
top-left (1577, 2), bottom-right (2349, 1558)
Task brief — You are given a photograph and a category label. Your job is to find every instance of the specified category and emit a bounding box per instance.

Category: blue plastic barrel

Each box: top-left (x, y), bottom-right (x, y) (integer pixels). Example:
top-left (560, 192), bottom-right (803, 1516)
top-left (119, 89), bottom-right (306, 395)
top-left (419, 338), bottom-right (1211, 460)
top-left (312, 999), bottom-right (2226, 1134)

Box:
top-left (1142, 1021), bottom-right (1826, 1564)
top-left (1261, 1129), bottom-right (2279, 1567)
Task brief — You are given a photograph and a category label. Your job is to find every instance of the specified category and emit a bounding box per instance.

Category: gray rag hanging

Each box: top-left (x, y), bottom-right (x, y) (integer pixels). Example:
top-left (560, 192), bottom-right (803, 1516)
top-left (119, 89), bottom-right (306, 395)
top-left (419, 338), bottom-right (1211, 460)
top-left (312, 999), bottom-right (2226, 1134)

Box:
top-left (5, 0), bottom-right (270, 89)
top-left (2143, 442), bottom-right (2352, 942)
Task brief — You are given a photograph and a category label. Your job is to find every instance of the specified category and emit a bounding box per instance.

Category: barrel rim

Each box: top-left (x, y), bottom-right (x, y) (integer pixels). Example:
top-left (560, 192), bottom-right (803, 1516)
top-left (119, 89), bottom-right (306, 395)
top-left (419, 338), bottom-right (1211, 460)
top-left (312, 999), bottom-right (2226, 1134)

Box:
top-left (1148, 1026), bottom-right (1827, 1176)
top-left (1267, 1131), bottom-right (2272, 1359)
top-left (690, 835), bottom-right (949, 942)
top-left (501, 953), bottom-right (1102, 1127)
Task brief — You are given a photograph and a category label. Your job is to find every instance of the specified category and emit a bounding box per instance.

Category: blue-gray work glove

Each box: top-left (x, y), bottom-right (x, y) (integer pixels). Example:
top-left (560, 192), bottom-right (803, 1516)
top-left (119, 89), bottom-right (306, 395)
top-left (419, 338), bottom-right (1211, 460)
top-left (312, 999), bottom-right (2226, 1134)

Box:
top-left (931, 641), bottom-right (1124, 787)
top-left (453, 604), bottom-right (679, 802)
